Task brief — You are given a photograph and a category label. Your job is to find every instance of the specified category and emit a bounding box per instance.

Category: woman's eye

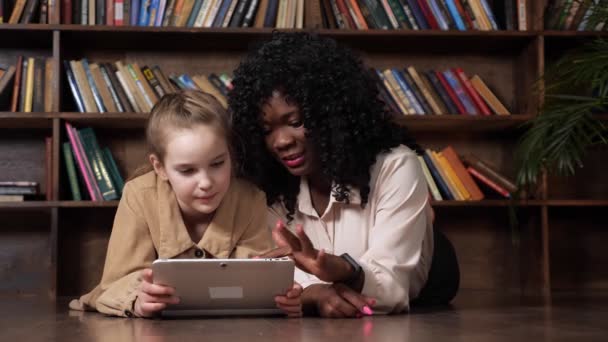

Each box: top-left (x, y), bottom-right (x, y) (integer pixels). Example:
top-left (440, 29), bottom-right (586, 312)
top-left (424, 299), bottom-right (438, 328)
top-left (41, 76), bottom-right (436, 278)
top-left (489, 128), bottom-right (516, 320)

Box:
top-left (290, 121), bottom-right (303, 128)
top-left (179, 169), bottom-right (194, 175)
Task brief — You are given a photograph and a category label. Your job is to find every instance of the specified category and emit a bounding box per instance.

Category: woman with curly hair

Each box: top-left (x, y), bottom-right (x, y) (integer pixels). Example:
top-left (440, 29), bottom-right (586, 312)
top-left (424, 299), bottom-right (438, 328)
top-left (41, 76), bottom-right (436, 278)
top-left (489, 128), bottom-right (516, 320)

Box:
top-left (229, 32), bottom-right (459, 317)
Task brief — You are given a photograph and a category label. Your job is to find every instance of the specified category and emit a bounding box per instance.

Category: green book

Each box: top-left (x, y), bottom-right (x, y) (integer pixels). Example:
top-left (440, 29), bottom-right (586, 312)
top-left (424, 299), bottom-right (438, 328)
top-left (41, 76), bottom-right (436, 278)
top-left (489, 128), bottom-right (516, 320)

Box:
top-left (62, 142), bottom-right (82, 201)
top-left (78, 127), bottom-right (118, 201)
top-left (102, 147), bottom-right (125, 197)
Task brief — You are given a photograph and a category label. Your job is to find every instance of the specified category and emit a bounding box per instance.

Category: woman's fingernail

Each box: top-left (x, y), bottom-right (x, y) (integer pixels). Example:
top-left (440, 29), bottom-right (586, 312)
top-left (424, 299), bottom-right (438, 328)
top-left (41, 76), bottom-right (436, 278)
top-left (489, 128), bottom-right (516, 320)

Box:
top-left (362, 306), bottom-right (373, 316)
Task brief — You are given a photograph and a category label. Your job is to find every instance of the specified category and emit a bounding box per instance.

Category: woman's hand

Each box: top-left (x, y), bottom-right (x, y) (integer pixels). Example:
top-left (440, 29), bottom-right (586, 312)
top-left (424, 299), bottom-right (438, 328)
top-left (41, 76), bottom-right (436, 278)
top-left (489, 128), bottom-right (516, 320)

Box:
top-left (303, 283), bottom-right (376, 318)
top-left (133, 269), bottom-right (180, 318)
top-left (272, 220), bottom-right (355, 283)
top-left (274, 282), bottom-right (303, 318)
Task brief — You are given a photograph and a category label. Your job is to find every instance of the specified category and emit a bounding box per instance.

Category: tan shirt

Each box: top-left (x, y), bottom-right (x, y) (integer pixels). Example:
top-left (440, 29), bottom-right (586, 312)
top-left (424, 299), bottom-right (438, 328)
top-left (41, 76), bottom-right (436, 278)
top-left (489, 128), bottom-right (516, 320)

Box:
top-left (70, 171), bottom-right (272, 317)
top-left (269, 145), bottom-right (434, 314)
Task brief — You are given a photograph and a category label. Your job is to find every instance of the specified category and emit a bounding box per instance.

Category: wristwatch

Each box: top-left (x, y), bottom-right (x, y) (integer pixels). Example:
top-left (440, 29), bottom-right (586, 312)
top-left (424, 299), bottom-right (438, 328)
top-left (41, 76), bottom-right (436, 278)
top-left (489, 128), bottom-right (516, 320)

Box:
top-left (340, 253), bottom-right (362, 286)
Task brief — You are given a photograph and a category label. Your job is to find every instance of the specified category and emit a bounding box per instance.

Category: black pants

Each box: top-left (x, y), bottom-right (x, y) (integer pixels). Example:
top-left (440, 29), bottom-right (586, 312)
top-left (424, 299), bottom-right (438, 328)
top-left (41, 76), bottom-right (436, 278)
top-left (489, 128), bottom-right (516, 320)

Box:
top-left (411, 228), bottom-right (460, 306)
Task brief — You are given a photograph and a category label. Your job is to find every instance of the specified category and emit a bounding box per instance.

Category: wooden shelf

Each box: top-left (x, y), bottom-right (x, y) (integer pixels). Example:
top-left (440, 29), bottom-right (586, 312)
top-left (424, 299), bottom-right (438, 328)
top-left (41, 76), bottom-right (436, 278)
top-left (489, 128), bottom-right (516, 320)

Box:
top-left (432, 200), bottom-right (542, 207)
top-left (58, 201), bottom-right (120, 208)
top-left (0, 201), bottom-right (57, 209)
top-left (542, 31), bottom-right (608, 38)
top-left (395, 115), bottom-right (531, 132)
top-left (0, 113), bottom-right (55, 129)
top-left (545, 200), bottom-right (608, 207)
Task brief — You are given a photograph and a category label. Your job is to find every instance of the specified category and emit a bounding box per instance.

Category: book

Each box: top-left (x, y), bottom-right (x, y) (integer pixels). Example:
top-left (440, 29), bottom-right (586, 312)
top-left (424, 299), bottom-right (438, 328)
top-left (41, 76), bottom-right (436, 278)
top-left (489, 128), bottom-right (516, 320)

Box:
top-left (423, 150), bottom-right (454, 200)
top-left (441, 146), bottom-right (484, 200)
top-left (418, 155), bottom-right (443, 201)
top-left (468, 166), bottom-right (510, 198)
top-left (10, 56), bottom-right (24, 112)
top-left (469, 75), bottom-right (510, 115)
top-left (461, 154), bottom-right (517, 193)
top-left (63, 142), bottom-right (82, 201)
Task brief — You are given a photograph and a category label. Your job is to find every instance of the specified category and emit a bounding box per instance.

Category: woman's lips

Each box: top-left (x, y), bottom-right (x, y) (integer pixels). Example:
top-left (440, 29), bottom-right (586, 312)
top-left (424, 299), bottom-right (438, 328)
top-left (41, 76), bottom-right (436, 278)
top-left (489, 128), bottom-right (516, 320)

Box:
top-left (283, 153), bottom-right (305, 168)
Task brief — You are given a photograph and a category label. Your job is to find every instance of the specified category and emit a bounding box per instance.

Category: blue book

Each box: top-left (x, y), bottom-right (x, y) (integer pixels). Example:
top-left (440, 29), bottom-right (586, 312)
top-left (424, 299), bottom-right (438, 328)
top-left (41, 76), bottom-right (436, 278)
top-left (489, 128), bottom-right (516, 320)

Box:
top-left (405, 0), bottom-right (429, 30)
top-left (478, 0), bottom-right (498, 30)
top-left (138, 0), bottom-right (151, 26)
top-left (81, 59), bottom-right (107, 113)
top-left (178, 74), bottom-right (199, 90)
top-left (264, 0), bottom-right (279, 27)
top-left (423, 151), bottom-right (454, 200)
top-left (442, 70), bottom-right (478, 115)
top-left (391, 69), bottom-right (424, 115)
top-left (169, 75), bottom-right (188, 89)
top-left (131, 0), bottom-right (141, 26)
top-left (148, 0), bottom-right (161, 26)
top-left (427, 0), bottom-right (449, 30)
top-left (187, 0), bottom-right (204, 27)
top-left (444, 0), bottom-right (466, 30)
top-left (64, 60), bottom-right (85, 113)
top-left (213, 0), bottom-right (234, 27)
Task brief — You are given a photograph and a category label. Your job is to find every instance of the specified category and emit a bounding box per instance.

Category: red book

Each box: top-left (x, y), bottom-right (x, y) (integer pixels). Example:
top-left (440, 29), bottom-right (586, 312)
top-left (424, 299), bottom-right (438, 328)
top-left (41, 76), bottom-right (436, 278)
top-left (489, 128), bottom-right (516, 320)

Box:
top-left (435, 70), bottom-right (466, 115)
top-left (336, 0), bottom-right (356, 29)
top-left (61, 0), bottom-right (72, 24)
top-left (10, 56), bottom-right (24, 112)
top-left (454, 0), bottom-right (473, 29)
top-left (107, 0), bottom-right (115, 25)
top-left (467, 167), bottom-right (510, 198)
top-left (417, 0), bottom-right (439, 29)
top-left (453, 68), bottom-right (492, 116)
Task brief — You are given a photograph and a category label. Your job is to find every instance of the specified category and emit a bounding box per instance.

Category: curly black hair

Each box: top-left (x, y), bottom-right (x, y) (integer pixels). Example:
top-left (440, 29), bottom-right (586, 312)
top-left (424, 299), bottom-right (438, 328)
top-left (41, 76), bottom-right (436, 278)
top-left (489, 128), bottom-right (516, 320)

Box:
top-left (229, 32), bottom-right (420, 219)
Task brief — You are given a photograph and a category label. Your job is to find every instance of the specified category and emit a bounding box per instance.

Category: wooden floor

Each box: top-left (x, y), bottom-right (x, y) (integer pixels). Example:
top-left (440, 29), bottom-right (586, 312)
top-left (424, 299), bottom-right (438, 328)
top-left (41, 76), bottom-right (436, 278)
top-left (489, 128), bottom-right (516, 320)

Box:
top-left (1, 290), bottom-right (607, 342)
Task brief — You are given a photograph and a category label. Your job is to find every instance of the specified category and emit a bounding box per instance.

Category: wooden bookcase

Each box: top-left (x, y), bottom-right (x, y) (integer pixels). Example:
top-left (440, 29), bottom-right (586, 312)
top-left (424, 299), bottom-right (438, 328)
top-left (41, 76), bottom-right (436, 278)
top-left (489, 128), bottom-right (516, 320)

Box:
top-left (1, 1), bottom-right (607, 300)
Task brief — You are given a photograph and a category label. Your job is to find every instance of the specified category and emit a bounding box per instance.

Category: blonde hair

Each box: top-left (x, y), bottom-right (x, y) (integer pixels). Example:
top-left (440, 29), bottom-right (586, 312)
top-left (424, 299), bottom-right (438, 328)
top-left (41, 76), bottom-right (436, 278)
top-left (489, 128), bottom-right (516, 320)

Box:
top-left (129, 90), bottom-right (232, 180)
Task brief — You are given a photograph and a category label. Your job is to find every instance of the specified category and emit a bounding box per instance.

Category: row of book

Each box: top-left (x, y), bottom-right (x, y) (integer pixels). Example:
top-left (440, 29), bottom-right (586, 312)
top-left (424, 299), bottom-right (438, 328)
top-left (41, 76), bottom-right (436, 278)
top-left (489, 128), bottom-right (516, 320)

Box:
top-left (322, 0), bottom-right (527, 31)
top-left (0, 57), bottom-right (55, 112)
top-left (419, 146), bottom-right (517, 201)
top-left (65, 59), bottom-right (231, 113)
top-left (55, 0), bottom-right (309, 28)
top-left (545, 0), bottom-right (608, 31)
top-left (63, 122), bottom-right (125, 201)
top-left (372, 67), bottom-right (510, 116)
top-left (0, 181), bottom-right (40, 201)
top-left (1, 0), bottom-right (52, 24)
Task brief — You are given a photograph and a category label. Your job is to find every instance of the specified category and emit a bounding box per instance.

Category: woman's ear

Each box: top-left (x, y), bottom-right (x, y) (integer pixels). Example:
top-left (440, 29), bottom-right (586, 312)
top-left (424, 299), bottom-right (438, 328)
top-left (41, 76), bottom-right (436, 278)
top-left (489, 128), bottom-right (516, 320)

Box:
top-left (150, 154), bottom-right (168, 180)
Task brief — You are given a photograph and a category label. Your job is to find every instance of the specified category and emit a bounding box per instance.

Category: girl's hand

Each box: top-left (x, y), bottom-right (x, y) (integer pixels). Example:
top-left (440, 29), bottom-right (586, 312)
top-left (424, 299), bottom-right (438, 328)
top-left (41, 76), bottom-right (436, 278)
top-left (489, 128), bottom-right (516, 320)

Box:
top-left (274, 282), bottom-right (303, 318)
top-left (304, 283), bottom-right (376, 318)
top-left (273, 220), bottom-right (355, 283)
top-left (133, 269), bottom-right (180, 318)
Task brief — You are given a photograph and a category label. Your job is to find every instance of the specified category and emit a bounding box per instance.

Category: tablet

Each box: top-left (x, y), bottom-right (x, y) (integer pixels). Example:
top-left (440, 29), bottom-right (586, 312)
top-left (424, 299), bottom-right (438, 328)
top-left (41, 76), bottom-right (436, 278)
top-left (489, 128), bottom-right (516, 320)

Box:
top-left (152, 258), bottom-right (295, 316)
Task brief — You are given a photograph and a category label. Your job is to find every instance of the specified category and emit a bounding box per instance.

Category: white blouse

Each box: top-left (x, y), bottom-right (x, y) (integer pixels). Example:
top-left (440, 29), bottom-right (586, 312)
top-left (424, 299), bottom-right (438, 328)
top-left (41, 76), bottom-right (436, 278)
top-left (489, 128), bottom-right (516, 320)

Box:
top-left (268, 145), bottom-right (434, 313)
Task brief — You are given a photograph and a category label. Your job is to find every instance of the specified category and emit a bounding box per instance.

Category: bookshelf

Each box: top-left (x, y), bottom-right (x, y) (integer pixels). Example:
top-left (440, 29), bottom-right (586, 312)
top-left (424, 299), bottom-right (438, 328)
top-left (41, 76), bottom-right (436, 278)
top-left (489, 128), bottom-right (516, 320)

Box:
top-left (0, 0), bottom-right (606, 301)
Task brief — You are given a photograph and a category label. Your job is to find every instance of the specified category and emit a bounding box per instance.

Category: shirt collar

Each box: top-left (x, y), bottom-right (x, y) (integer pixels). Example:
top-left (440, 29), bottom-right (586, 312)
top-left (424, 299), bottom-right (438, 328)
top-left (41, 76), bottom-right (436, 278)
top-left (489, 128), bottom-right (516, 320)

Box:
top-left (157, 176), bottom-right (234, 259)
top-left (296, 177), bottom-right (362, 218)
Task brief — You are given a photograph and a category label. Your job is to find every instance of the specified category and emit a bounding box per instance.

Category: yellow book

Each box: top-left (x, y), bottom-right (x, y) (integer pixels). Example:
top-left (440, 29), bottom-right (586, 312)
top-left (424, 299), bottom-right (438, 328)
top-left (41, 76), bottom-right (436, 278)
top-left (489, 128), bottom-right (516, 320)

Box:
top-left (431, 150), bottom-right (464, 200)
top-left (383, 69), bottom-right (415, 115)
top-left (470, 0), bottom-right (491, 30)
top-left (437, 152), bottom-right (472, 200)
top-left (192, 75), bottom-right (228, 108)
top-left (24, 58), bottom-right (35, 113)
top-left (428, 150), bottom-right (461, 200)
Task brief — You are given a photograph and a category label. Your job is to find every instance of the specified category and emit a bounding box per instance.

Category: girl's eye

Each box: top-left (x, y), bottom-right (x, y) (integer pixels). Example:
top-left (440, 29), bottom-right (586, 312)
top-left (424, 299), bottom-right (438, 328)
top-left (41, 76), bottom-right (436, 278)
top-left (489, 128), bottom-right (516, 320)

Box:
top-left (262, 127), bottom-right (272, 136)
top-left (179, 169), bottom-right (194, 175)
top-left (211, 160), bottom-right (225, 168)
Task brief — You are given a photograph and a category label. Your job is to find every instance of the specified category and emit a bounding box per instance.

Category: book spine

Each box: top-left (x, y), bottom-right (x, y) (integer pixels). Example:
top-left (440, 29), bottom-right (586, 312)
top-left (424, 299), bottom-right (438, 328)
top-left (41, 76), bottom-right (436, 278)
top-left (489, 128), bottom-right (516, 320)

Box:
top-left (222, 0), bottom-right (240, 26)
top-left (65, 122), bottom-right (101, 201)
top-left (436, 70), bottom-right (466, 114)
top-left (24, 57), bottom-right (35, 113)
top-left (425, 70), bottom-right (458, 114)
top-left (115, 69), bottom-right (141, 112)
top-left (229, 0), bottom-right (250, 27)
top-left (99, 64), bottom-right (125, 112)
top-left (32, 57), bottom-right (45, 113)
top-left (444, 0), bottom-right (466, 30)
top-left (443, 69), bottom-right (478, 115)
top-left (62, 142), bottom-right (82, 200)
top-left (478, 0), bottom-right (497, 29)
top-left (406, 0), bottom-right (429, 29)
top-left (432, 150), bottom-right (464, 200)
top-left (426, 0), bottom-right (449, 30)
top-left (242, 0), bottom-right (260, 27)
top-left (44, 58), bottom-right (54, 112)
top-left (79, 127), bottom-right (118, 200)
top-left (142, 66), bottom-right (165, 98)
top-left (517, 0), bottom-right (526, 30)
top-left (213, 0), bottom-right (234, 27)
top-left (104, 63), bottom-right (133, 112)
top-left (11, 56), bottom-right (24, 112)
top-left (393, 69), bottom-right (425, 114)
top-left (468, 166), bottom-right (510, 198)
top-left (401, 68), bottom-right (432, 114)
top-left (453, 68), bottom-right (491, 115)
top-left (64, 60), bottom-right (86, 112)
top-left (400, 1), bottom-right (420, 29)
top-left (407, 66), bottom-right (442, 114)
top-left (82, 59), bottom-right (107, 112)
top-left (102, 147), bottom-right (125, 195)
top-left (418, 155), bottom-right (443, 201)
top-left (423, 150), bottom-right (454, 200)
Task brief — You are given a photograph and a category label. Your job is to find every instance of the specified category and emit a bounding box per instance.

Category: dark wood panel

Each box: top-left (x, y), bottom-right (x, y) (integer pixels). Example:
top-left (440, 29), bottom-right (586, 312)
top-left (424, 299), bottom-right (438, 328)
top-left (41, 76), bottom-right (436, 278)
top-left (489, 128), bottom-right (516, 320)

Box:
top-left (57, 208), bottom-right (115, 296)
top-left (0, 210), bottom-right (52, 295)
top-left (549, 207), bottom-right (608, 290)
top-left (436, 207), bottom-right (530, 290)
top-left (547, 148), bottom-right (608, 200)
